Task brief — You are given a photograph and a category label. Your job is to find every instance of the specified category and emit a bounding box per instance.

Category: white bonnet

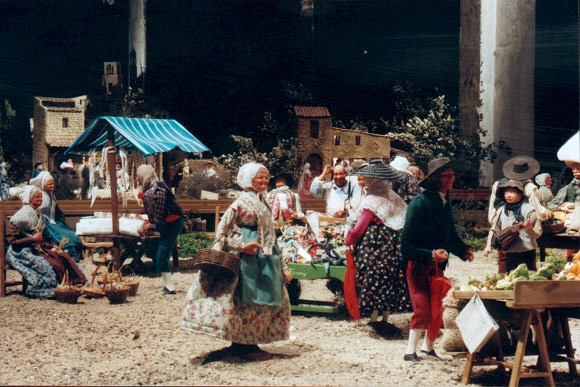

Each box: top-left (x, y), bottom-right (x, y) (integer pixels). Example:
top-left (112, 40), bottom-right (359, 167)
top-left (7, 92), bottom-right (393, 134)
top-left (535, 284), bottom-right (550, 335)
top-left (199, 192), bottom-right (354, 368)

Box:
top-left (535, 173), bottom-right (551, 187)
top-left (29, 171), bottom-right (53, 191)
top-left (60, 161), bottom-right (73, 169)
top-left (21, 185), bottom-right (41, 204)
top-left (390, 156), bottom-right (410, 172)
top-left (237, 162), bottom-right (268, 190)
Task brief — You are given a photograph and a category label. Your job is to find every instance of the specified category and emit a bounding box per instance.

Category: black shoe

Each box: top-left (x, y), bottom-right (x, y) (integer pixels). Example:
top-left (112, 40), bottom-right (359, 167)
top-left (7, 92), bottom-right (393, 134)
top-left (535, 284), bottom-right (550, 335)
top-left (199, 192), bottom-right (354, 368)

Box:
top-left (420, 349), bottom-right (441, 359)
top-left (403, 353), bottom-right (420, 362)
top-left (163, 287), bottom-right (176, 295)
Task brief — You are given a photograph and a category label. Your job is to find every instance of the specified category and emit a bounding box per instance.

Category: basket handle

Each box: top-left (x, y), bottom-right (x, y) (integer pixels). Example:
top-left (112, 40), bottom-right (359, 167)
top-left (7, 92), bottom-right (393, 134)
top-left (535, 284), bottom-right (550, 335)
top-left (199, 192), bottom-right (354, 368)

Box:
top-left (120, 264), bottom-right (136, 281)
top-left (91, 265), bottom-right (104, 287)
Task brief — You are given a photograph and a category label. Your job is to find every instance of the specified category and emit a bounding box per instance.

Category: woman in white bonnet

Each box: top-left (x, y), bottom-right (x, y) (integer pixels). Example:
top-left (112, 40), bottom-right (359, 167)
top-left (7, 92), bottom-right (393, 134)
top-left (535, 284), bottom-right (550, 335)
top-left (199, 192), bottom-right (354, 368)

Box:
top-left (182, 162), bottom-right (292, 361)
top-left (29, 171), bottom-right (84, 262)
top-left (535, 172), bottom-right (554, 207)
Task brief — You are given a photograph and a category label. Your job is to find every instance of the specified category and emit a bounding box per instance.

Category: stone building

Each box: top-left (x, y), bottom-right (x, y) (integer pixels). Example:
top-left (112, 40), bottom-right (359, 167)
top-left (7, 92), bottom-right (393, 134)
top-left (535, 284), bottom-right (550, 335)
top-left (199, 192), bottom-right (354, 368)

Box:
top-left (294, 106), bottom-right (392, 176)
top-left (31, 96), bottom-right (89, 171)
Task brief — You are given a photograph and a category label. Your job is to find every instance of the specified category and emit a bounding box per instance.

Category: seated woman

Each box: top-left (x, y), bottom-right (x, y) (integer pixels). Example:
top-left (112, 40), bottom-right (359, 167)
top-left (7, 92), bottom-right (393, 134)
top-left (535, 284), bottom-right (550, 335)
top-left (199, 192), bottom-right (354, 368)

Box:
top-left (6, 187), bottom-right (87, 298)
top-left (29, 171), bottom-right (84, 262)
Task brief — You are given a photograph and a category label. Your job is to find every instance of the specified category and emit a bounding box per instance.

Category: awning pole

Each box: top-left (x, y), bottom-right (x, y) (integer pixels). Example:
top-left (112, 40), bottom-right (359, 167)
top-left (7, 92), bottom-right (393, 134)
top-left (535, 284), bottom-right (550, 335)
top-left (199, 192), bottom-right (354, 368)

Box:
top-left (107, 128), bottom-right (121, 270)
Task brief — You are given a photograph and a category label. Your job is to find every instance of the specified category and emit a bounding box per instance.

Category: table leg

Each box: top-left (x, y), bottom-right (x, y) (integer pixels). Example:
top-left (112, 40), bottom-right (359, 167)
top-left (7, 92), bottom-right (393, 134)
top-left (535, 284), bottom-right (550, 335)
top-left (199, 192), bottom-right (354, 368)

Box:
top-left (533, 310), bottom-right (555, 387)
top-left (509, 310), bottom-right (532, 387)
top-left (559, 312), bottom-right (579, 378)
top-left (461, 352), bottom-right (475, 385)
top-left (540, 247), bottom-right (546, 262)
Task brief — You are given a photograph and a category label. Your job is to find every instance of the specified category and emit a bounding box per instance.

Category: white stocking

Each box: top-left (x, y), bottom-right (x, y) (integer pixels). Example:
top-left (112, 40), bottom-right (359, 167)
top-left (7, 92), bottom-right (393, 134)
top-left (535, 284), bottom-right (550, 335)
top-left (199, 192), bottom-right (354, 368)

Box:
top-left (162, 272), bottom-right (175, 291)
top-left (405, 328), bottom-right (425, 355)
top-left (421, 335), bottom-right (434, 352)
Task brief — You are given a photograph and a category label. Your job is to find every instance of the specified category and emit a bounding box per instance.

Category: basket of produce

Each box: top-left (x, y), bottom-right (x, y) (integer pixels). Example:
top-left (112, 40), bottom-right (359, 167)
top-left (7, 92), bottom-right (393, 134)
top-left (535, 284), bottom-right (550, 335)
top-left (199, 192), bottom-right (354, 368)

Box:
top-left (82, 266), bottom-right (106, 299)
top-left (541, 219), bottom-right (565, 234)
top-left (119, 264), bottom-right (140, 297)
top-left (103, 270), bottom-right (130, 304)
top-left (54, 271), bottom-right (82, 304)
top-left (194, 241), bottom-right (240, 278)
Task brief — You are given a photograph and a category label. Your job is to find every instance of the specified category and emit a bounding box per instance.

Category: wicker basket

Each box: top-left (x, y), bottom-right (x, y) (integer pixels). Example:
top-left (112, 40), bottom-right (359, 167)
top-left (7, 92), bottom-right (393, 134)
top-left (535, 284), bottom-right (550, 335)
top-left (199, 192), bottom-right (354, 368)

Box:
top-left (82, 266), bottom-right (106, 299)
top-left (541, 220), bottom-right (565, 234)
top-left (54, 271), bottom-right (82, 304)
top-left (103, 270), bottom-right (130, 304)
top-left (120, 264), bottom-right (140, 297)
top-left (194, 242), bottom-right (240, 277)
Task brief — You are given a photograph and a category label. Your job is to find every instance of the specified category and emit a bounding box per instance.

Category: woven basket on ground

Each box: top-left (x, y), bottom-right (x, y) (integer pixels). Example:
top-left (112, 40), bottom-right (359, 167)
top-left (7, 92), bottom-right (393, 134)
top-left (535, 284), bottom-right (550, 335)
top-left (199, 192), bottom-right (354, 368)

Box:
top-left (120, 264), bottom-right (140, 297)
top-left (194, 242), bottom-right (240, 278)
top-left (541, 220), bottom-right (565, 234)
top-left (82, 266), bottom-right (106, 299)
top-left (54, 271), bottom-right (82, 304)
top-left (103, 270), bottom-right (130, 304)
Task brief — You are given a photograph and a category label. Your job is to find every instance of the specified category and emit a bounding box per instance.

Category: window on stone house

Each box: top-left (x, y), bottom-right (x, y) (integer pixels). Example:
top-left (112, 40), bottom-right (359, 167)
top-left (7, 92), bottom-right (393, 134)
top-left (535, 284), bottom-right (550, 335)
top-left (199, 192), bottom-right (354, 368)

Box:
top-left (334, 135), bottom-right (340, 146)
top-left (310, 120), bottom-right (319, 138)
top-left (355, 135), bottom-right (361, 146)
top-left (62, 118), bottom-right (69, 128)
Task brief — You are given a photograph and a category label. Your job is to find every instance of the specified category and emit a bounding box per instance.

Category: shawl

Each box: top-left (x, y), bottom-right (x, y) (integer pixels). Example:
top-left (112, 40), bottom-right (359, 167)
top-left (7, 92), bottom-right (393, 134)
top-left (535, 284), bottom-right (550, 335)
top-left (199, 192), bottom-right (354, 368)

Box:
top-left (10, 186), bottom-right (45, 236)
top-left (359, 190), bottom-right (407, 231)
top-left (233, 191), bottom-right (275, 255)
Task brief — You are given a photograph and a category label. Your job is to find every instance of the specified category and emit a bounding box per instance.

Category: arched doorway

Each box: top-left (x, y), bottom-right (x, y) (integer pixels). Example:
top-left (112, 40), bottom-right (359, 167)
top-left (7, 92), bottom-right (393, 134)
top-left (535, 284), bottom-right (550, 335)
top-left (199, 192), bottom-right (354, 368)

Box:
top-left (306, 153), bottom-right (323, 177)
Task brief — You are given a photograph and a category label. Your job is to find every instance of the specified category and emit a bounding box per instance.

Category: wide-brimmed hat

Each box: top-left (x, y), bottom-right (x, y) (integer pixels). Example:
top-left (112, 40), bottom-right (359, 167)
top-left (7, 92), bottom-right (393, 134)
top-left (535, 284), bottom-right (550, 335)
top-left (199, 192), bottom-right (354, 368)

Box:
top-left (419, 157), bottom-right (467, 187)
top-left (497, 180), bottom-right (524, 197)
top-left (502, 156), bottom-right (540, 181)
top-left (350, 159), bottom-right (403, 182)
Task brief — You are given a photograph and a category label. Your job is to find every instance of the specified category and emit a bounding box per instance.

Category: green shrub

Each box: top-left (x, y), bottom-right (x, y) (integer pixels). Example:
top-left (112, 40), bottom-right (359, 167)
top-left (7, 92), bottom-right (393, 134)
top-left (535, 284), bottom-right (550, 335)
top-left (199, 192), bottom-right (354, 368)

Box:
top-left (177, 232), bottom-right (213, 258)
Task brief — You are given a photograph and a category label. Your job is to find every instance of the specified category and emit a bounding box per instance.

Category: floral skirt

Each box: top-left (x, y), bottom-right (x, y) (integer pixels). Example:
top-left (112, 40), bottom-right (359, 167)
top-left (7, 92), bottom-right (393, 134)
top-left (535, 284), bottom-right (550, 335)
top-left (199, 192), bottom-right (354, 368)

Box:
top-left (6, 246), bottom-right (58, 298)
top-left (354, 223), bottom-right (412, 315)
top-left (181, 271), bottom-right (290, 345)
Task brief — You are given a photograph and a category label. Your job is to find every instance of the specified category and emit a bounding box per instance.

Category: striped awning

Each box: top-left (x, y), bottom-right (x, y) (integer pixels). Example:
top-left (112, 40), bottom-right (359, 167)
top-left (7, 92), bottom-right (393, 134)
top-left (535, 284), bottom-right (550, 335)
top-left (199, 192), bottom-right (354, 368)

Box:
top-left (65, 116), bottom-right (210, 156)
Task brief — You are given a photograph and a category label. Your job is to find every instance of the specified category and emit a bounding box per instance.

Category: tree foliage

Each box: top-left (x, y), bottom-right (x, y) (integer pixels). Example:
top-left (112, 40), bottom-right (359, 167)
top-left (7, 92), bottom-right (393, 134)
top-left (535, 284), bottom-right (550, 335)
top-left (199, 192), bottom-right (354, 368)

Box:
top-left (0, 100), bottom-right (31, 183)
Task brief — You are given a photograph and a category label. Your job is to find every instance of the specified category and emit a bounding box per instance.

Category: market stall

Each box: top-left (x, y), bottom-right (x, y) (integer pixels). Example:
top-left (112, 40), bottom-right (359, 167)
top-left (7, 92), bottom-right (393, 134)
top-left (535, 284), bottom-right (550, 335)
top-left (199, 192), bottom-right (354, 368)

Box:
top-left (453, 263), bottom-right (580, 386)
top-left (65, 116), bottom-right (210, 269)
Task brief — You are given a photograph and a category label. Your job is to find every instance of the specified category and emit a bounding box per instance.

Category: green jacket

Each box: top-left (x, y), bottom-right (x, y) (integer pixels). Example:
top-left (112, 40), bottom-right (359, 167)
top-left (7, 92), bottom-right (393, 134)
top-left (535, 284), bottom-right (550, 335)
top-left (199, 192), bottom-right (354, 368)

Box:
top-left (401, 183), bottom-right (469, 268)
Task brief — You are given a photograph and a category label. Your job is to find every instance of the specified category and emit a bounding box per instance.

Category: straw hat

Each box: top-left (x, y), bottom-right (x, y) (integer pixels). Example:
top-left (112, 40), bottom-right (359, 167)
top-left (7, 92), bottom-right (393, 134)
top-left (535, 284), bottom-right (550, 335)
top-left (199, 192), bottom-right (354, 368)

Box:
top-left (350, 159), bottom-right (403, 182)
top-left (502, 156), bottom-right (540, 181)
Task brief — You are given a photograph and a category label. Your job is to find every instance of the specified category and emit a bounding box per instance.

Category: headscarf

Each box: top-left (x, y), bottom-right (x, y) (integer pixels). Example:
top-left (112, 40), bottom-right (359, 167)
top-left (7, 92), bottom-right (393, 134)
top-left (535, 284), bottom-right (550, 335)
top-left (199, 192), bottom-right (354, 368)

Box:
top-left (10, 186), bottom-right (44, 235)
top-left (390, 156), bottom-right (411, 172)
top-left (29, 171), bottom-right (53, 191)
top-left (535, 173), bottom-right (551, 187)
top-left (136, 164), bottom-right (159, 193)
top-left (29, 171), bottom-right (57, 220)
top-left (236, 162), bottom-right (267, 191)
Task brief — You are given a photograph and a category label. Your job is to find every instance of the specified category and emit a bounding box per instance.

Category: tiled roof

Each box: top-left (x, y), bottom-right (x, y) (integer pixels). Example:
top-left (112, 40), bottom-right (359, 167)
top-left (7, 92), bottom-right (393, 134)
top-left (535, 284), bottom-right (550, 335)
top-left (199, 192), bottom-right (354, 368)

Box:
top-left (332, 126), bottom-right (388, 138)
top-left (294, 106), bottom-right (331, 118)
top-left (45, 119), bottom-right (85, 148)
top-left (46, 138), bottom-right (81, 148)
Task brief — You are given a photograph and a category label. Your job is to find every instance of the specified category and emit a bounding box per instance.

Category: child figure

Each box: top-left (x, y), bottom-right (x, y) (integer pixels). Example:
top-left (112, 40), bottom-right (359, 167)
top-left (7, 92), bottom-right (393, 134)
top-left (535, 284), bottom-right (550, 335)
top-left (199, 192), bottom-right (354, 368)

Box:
top-left (493, 180), bottom-right (543, 273)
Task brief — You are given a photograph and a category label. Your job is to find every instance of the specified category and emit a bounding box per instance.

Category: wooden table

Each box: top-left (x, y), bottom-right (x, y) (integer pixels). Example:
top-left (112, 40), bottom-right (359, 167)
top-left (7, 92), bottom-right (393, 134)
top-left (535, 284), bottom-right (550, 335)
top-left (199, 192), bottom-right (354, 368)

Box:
top-left (286, 263), bottom-right (346, 314)
top-left (82, 234), bottom-right (179, 270)
top-left (455, 281), bottom-right (580, 387)
top-left (537, 232), bottom-right (580, 261)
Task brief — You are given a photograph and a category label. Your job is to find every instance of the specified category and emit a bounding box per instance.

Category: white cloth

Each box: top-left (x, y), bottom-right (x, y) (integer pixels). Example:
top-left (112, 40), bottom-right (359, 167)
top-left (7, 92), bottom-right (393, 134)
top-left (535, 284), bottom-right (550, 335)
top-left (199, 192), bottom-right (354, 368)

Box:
top-left (236, 162), bottom-right (266, 190)
top-left (359, 191), bottom-right (407, 231)
top-left (390, 156), bottom-right (410, 172)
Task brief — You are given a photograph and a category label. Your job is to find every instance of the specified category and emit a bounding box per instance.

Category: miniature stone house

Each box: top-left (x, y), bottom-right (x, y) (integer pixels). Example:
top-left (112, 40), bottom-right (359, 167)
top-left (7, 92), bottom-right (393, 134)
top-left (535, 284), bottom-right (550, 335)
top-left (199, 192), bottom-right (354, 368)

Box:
top-left (103, 62), bottom-right (123, 95)
top-left (294, 106), bottom-right (391, 176)
top-left (31, 96), bottom-right (89, 171)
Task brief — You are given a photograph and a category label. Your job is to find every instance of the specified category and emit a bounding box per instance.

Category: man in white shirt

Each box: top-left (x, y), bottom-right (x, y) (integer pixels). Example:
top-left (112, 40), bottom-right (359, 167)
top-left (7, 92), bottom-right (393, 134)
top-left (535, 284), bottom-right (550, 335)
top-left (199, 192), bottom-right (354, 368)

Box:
top-left (310, 164), bottom-right (360, 218)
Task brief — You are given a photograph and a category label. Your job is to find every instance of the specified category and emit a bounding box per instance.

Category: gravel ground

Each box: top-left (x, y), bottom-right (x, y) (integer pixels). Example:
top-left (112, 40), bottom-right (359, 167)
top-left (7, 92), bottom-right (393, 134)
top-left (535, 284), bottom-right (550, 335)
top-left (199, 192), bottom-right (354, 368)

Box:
top-left (1, 250), bottom-right (580, 386)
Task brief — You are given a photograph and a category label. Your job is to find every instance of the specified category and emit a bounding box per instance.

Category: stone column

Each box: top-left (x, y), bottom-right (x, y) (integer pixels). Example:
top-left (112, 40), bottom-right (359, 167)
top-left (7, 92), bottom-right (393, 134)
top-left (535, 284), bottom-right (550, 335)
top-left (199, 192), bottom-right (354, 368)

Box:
top-left (460, 0), bottom-right (536, 186)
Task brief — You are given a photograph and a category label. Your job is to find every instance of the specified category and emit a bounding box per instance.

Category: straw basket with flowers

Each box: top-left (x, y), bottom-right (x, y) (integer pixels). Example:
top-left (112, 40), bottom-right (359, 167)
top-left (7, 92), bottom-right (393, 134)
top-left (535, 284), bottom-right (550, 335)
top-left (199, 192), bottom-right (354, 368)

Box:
top-left (103, 270), bottom-right (131, 304)
top-left (54, 271), bottom-right (83, 304)
top-left (119, 264), bottom-right (140, 297)
top-left (82, 266), bottom-right (106, 299)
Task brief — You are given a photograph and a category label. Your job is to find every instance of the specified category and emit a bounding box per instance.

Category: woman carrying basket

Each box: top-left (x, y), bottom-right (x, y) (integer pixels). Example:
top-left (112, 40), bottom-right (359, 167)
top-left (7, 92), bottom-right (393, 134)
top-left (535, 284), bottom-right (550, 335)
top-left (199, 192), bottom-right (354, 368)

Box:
top-left (181, 162), bottom-right (293, 361)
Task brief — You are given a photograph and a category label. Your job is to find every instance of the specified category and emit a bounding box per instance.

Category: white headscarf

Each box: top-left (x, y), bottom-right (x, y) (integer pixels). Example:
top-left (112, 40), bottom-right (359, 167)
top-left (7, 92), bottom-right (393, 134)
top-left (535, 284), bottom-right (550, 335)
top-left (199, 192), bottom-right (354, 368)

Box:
top-left (137, 164), bottom-right (159, 192)
top-left (390, 156), bottom-right (411, 172)
top-left (10, 186), bottom-right (44, 234)
top-left (29, 171), bottom-right (53, 191)
top-left (236, 162), bottom-right (267, 191)
top-left (535, 173), bottom-right (551, 187)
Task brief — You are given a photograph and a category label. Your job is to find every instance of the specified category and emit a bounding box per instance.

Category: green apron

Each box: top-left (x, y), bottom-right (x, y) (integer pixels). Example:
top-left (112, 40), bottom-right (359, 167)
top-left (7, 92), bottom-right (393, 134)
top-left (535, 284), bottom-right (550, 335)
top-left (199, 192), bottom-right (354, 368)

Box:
top-left (239, 226), bottom-right (283, 306)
